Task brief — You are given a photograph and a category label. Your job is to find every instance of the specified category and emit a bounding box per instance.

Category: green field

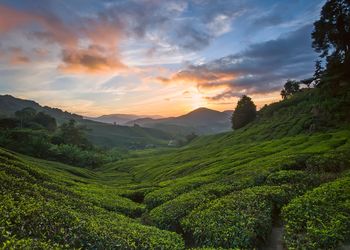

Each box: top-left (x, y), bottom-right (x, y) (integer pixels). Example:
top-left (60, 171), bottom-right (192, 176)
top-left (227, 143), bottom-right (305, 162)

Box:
top-left (1, 89), bottom-right (350, 249)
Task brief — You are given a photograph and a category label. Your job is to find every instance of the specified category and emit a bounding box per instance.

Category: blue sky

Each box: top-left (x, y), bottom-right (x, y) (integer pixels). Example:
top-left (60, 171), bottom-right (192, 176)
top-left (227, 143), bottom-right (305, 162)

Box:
top-left (0, 0), bottom-right (324, 116)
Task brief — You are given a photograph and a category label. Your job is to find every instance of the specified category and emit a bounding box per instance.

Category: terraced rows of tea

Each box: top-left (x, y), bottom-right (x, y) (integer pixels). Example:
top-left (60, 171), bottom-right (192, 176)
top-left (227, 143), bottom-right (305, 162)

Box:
top-left (1, 91), bottom-right (350, 249)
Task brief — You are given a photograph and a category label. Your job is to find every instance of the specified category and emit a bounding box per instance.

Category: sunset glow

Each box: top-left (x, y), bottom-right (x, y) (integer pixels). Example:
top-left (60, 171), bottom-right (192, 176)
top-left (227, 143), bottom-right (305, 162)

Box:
top-left (0, 0), bottom-right (323, 116)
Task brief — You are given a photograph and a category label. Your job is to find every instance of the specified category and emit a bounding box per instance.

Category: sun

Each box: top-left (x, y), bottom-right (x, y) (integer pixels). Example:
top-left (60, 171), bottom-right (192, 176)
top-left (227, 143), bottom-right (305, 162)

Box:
top-left (191, 92), bottom-right (205, 110)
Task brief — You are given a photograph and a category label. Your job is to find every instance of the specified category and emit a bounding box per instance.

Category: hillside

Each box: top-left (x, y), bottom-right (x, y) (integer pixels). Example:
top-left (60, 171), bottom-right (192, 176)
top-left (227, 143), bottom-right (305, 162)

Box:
top-left (0, 94), bottom-right (82, 122)
top-left (87, 114), bottom-right (163, 125)
top-left (127, 107), bottom-right (232, 135)
top-left (1, 89), bottom-right (350, 249)
top-left (0, 95), bottom-right (176, 149)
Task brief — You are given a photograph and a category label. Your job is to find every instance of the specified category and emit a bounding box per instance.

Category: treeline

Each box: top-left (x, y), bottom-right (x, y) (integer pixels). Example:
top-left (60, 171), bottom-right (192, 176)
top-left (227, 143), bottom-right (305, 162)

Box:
top-left (232, 0), bottom-right (350, 130)
top-left (0, 108), bottom-right (123, 168)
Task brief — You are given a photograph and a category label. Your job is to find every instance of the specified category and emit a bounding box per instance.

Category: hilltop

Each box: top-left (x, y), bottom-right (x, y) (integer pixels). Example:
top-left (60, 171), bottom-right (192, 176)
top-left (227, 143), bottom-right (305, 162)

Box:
top-left (127, 107), bottom-right (232, 135)
top-left (88, 113), bottom-right (163, 125)
top-left (1, 88), bottom-right (349, 249)
top-left (0, 94), bottom-right (176, 149)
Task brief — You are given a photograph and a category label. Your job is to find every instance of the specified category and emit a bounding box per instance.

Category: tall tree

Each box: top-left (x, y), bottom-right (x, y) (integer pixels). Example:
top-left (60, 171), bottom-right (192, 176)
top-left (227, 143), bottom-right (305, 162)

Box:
top-left (34, 112), bottom-right (57, 132)
top-left (280, 80), bottom-right (300, 99)
top-left (232, 95), bottom-right (256, 130)
top-left (312, 0), bottom-right (350, 82)
top-left (58, 119), bottom-right (90, 148)
top-left (15, 107), bottom-right (36, 128)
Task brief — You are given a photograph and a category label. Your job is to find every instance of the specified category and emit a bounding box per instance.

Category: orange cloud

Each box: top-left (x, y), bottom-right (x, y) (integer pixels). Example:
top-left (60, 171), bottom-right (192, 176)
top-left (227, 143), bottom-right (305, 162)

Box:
top-left (156, 68), bottom-right (236, 89)
top-left (1, 47), bottom-right (31, 65)
top-left (0, 4), bottom-right (125, 74)
top-left (58, 47), bottom-right (127, 74)
top-left (0, 5), bottom-right (37, 33)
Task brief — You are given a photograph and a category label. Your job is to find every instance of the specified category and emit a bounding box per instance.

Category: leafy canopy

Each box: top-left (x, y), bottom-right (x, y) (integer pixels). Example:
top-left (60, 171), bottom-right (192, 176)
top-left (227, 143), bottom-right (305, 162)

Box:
top-left (312, 0), bottom-right (350, 82)
top-left (231, 95), bottom-right (256, 130)
top-left (280, 80), bottom-right (300, 100)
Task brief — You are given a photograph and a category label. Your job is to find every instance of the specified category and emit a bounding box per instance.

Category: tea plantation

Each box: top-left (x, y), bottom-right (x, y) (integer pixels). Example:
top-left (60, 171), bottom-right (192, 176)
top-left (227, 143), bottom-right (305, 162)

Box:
top-left (1, 89), bottom-right (350, 249)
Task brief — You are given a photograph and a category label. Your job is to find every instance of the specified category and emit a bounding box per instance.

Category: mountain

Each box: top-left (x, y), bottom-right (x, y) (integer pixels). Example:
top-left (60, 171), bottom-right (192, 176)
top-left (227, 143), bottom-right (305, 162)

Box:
top-left (1, 88), bottom-right (350, 249)
top-left (0, 94), bottom-right (175, 149)
top-left (0, 94), bottom-right (82, 122)
top-left (88, 114), bottom-right (163, 125)
top-left (126, 107), bottom-right (232, 135)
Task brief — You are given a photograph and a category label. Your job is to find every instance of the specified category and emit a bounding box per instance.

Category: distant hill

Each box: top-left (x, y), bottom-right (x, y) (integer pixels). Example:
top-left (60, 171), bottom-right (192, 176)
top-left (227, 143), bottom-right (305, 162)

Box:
top-left (126, 107), bottom-right (232, 135)
top-left (0, 94), bottom-right (175, 149)
top-left (0, 94), bottom-right (82, 122)
top-left (88, 114), bottom-right (163, 125)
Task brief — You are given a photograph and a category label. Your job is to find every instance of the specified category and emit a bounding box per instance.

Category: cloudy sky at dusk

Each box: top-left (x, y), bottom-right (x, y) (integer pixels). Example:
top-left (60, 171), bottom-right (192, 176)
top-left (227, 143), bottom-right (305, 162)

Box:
top-left (0, 0), bottom-right (324, 116)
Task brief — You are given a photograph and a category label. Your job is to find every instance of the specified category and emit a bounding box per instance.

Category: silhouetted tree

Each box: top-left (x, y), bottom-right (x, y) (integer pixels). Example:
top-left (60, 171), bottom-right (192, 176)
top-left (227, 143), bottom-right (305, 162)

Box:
top-left (280, 89), bottom-right (287, 100)
top-left (312, 0), bottom-right (350, 83)
top-left (313, 60), bottom-right (325, 87)
top-left (301, 78), bottom-right (314, 88)
top-left (34, 112), bottom-right (57, 132)
top-left (280, 80), bottom-right (300, 99)
top-left (232, 95), bottom-right (256, 130)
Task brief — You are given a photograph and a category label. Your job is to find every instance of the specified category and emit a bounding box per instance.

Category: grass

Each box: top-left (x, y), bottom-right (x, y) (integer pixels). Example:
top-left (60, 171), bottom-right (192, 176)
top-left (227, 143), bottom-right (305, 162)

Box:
top-left (1, 89), bottom-right (350, 249)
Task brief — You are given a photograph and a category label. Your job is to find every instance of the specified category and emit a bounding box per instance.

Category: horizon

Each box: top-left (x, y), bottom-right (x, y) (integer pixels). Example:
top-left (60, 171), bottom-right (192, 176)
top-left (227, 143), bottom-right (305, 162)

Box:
top-left (0, 0), bottom-right (323, 116)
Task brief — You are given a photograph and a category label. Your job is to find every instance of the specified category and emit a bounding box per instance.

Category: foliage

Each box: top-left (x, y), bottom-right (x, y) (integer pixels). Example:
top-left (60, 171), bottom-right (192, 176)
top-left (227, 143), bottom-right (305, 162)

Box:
top-left (33, 111), bottom-right (57, 132)
top-left (312, 0), bottom-right (350, 88)
top-left (0, 87), bottom-right (350, 248)
top-left (15, 107), bottom-right (36, 127)
top-left (280, 80), bottom-right (300, 99)
top-left (149, 190), bottom-right (217, 231)
top-left (181, 185), bottom-right (301, 248)
top-left (0, 148), bottom-right (184, 249)
top-left (231, 95), bottom-right (256, 129)
top-left (56, 119), bottom-right (91, 149)
top-left (282, 176), bottom-right (350, 249)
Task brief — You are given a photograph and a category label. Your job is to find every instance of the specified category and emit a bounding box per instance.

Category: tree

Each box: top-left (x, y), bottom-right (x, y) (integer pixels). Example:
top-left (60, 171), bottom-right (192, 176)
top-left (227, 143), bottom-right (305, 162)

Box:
top-left (58, 119), bottom-right (91, 149)
top-left (312, 0), bottom-right (350, 81)
top-left (280, 80), bottom-right (300, 99)
top-left (232, 95), bottom-right (256, 130)
top-left (313, 60), bottom-right (325, 87)
top-left (280, 89), bottom-right (287, 100)
top-left (34, 112), bottom-right (57, 132)
top-left (301, 78), bottom-right (314, 88)
top-left (15, 107), bottom-right (36, 128)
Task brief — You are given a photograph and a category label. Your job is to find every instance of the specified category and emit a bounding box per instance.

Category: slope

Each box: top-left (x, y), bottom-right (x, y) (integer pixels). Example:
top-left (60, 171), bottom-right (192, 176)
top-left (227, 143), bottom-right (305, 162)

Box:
top-left (0, 94), bottom-right (176, 149)
top-left (127, 107), bottom-right (232, 135)
top-left (1, 89), bottom-right (350, 249)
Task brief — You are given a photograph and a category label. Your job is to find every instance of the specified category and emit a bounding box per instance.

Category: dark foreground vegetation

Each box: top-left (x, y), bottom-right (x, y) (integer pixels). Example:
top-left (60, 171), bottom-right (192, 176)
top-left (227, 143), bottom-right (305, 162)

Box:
top-left (1, 0), bottom-right (350, 249)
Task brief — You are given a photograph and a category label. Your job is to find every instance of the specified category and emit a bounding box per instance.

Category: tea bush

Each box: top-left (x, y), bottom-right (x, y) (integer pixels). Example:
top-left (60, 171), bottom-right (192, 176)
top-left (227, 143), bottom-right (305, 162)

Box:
top-left (181, 185), bottom-right (300, 249)
top-left (282, 176), bottom-right (350, 249)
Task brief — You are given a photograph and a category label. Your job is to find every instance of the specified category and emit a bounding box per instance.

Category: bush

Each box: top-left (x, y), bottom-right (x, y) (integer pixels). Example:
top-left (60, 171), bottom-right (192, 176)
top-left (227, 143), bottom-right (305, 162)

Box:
top-left (282, 177), bottom-right (350, 249)
top-left (0, 149), bottom-right (185, 249)
top-left (49, 144), bottom-right (107, 168)
top-left (305, 152), bottom-right (350, 173)
top-left (149, 190), bottom-right (217, 231)
top-left (266, 170), bottom-right (315, 186)
top-left (181, 185), bottom-right (299, 249)
top-left (144, 177), bottom-right (212, 209)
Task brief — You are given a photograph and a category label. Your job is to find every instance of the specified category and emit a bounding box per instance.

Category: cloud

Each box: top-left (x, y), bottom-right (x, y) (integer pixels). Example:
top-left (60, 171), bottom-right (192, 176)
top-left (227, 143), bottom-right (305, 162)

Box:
top-left (58, 46), bottom-right (127, 74)
top-left (157, 24), bottom-right (317, 101)
top-left (0, 5), bottom-right (38, 33)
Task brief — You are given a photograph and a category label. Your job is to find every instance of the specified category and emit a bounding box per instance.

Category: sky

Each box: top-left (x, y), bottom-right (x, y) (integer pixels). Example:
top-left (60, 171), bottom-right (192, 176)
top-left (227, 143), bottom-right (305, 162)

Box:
top-left (0, 0), bottom-right (324, 117)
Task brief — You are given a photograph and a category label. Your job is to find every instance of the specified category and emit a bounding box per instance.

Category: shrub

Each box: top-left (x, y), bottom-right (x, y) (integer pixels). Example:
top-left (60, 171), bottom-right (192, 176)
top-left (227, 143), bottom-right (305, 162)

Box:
top-left (305, 152), bottom-right (350, 173)
top-left (149, 190), bottom-right (217, 231)
top-left (282, 177), bottom-right (350, 249)
top-left (0, 149), bottom-right (185, 249)
top-left (181, 185), bottom-right (299, 249)
top-left (144, 177), bottom-right (212, 209)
